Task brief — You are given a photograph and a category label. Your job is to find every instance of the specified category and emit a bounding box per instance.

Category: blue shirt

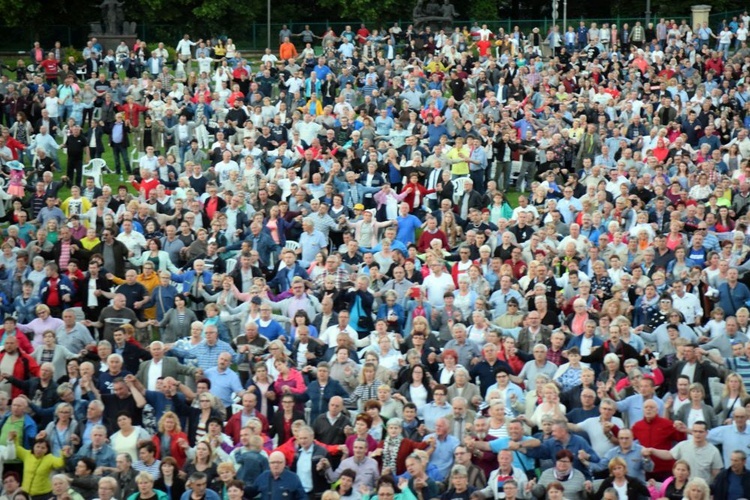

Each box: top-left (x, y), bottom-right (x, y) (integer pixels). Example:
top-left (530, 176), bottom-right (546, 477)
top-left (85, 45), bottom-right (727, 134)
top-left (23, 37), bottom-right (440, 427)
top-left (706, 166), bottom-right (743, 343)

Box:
top-left (111, 122), bottom-right (124, 144)
top-left (299, 230), bottom-right (328, 266)
top-left (418, 403), bottom-right (453, 432)
top-left (180, 490), bottom-right (220, 500)
top-left (185, 340), bottom-right (238, 371)
top-left (296, 446), bottom-right (314, 492)
top-left (616, 394), bottom-right (664, 426)
top-left (423, 433), bottom-right (460, 481)
top-left (526, 434), bottom-right (600, 479)
top-left (395, 214), bottom-right (422, 245)
top-left (489, 437), bottom-right (536, 471)
top-left (707, 423), bottom-right (750, 467)
top-left (204, 366), bottom-right (245, 406)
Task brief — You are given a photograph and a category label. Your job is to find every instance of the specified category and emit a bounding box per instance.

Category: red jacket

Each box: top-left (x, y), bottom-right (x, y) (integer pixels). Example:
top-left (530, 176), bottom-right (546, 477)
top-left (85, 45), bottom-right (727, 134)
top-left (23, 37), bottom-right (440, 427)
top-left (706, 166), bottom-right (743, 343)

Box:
top-left (274, 436), bottom-right (342, 466)
top-left (0, 330), bottom-right (33, 355)
top-left (631, 416), bottom-right (686, 473)
top-left (0, 348), bottom-right (39, 398)
top-left (225, 410), bottom-right (269, 443)
top-left (117, 103), bottom-right (148, 128)
top-left (152, 431), bottom-right (189, 469)
top-left (401, 183), bottom-right (436, 213)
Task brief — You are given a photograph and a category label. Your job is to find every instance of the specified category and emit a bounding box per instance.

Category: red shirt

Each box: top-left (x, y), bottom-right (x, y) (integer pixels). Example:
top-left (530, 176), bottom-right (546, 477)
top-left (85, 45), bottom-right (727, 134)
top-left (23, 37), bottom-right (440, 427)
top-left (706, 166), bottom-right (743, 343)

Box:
top-left (47, 276), bottom-right (60, 306)
top-left (205, 196), bottom-right (220, 220)
top-left (476, 40), bottom-right (492, 56)
top-left (40, 60), bottom-right (59, 78)
top-left (232, 67), bottom-right (248, 80)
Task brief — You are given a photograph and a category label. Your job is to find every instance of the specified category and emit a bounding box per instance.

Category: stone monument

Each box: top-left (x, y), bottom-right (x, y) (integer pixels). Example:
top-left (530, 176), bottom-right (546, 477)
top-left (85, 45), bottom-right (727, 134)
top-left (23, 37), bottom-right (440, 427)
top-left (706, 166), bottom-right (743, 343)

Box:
top-left (413, 0), bottom-right (459, 30)
top-left (90, 0), bottom-right (137, 53)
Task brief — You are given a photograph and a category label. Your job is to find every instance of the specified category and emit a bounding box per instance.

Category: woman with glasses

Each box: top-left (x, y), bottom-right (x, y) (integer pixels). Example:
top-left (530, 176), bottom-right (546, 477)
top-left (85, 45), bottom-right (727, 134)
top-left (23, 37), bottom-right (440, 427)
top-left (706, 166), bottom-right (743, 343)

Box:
top-left (188, 395), bottom-right (223, 446)
top-left (38, 402), bottom-right (77, 457)
top-left (270, 394), bottom-right (304, 446)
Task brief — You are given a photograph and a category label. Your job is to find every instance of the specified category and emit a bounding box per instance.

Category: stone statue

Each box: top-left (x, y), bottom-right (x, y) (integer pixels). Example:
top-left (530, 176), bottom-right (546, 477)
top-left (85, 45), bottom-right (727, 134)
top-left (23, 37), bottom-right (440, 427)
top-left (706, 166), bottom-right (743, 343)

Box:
top-left (122, 21), bottom-right (137, 36)
top-left (412, 0), bottom-right (425, 19)
top-left (424, 0), bottom-right (442, 16)
top-left (442, 0), bottom-right (459, 18)
top-left (99, 0), bottom-right (124, 34)
top-left (413, 0), bottom-right (458, 29)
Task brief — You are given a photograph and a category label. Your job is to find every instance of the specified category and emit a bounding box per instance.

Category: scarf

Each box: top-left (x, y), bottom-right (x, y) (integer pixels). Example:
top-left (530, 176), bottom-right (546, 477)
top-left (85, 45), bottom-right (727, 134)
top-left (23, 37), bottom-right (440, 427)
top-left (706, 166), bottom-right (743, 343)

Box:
top-left (382, 435), bottom-right (403, 472)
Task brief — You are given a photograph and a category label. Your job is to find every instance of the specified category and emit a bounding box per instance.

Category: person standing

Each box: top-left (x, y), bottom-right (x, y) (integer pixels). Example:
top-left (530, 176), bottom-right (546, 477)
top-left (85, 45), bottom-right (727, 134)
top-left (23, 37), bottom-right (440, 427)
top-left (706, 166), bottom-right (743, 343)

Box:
top-left (62, 125), bottom-right (89, 188)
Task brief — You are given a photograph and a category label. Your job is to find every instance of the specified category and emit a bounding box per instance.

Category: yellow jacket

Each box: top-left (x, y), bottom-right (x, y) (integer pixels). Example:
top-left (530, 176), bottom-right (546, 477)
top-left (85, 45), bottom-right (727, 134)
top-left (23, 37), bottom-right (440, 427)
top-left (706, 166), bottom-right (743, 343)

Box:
top-left (16, 444), bottom-right (66, 496)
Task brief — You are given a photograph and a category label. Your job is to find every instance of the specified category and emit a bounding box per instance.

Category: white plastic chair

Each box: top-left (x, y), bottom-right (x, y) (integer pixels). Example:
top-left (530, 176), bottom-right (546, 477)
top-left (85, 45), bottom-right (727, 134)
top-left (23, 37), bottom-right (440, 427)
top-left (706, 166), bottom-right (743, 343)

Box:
top-left (82, 158), bottom-right (108, 188)
top-left (284, 241), bottom-right (300, 252)
top-left (451, 177), bottom-right (470, 204)
top-left (226, 258), bottom-right (237, 273)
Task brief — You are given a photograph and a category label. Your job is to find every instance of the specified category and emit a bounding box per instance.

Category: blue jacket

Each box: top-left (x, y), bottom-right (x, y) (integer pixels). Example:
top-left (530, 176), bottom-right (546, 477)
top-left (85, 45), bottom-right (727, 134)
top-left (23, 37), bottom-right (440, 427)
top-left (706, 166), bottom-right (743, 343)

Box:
top-left (228, 230), bottom-right (280, 266)
top-left (303, 379), bottom-right (350, 422)
top-left (249, 469), bottom-right (307, 500)
top-left (38, 275), bottom-right (75, 310)
top-left (144, 284), bottom-right (179, 321)
top-left (267, 263), bottom-right (310, 293)
top-left (0, 413), bottom-right (38, 449)
top-left (376, 303), bottom-right (406, 332)
top-left (12, 295), bottom-right (41, 324)
top-left (170, 269), bottom-right (213, 295)
top-left (526, 434), bottom-right (600, 479)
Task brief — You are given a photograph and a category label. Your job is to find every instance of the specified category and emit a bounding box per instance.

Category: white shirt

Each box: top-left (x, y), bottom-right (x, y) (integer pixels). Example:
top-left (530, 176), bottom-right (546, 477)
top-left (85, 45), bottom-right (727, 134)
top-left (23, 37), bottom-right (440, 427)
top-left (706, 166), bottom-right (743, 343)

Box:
top-left (147, 358), bottom-right (163, 391)
top-left (422, 272), bottom-right (455, 308)
top-left (117, 230), bottom-right (147, 257)
top-left (671, 292), bottom-right (702, 325)
top-left (139, 155), bottom-right (158, 172)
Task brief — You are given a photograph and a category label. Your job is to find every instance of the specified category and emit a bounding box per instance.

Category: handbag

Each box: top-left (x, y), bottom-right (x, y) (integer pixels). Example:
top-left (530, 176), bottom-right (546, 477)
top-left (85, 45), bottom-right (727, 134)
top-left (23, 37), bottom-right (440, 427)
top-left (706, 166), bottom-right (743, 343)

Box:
top-left (355, 295), bottom-right (370, 331)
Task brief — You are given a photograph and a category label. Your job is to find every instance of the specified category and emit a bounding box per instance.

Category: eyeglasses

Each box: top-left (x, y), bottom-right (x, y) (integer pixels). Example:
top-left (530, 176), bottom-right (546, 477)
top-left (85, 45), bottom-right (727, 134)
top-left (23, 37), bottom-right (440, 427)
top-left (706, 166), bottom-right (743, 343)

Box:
top-left (557, 459), bottom-right (571, 463)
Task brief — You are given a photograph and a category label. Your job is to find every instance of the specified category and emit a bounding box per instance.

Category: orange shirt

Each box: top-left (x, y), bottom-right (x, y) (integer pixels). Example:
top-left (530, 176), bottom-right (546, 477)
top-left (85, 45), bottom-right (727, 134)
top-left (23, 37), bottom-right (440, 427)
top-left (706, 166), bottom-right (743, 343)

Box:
top-left (280, 42), bottom-right (298, 60)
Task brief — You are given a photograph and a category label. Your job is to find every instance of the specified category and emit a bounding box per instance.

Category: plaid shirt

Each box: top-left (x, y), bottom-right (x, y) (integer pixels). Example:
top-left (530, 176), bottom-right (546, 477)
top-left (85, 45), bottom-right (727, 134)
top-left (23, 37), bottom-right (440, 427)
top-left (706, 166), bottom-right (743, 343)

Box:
top-left (185, 339), bottom-right (238, 371)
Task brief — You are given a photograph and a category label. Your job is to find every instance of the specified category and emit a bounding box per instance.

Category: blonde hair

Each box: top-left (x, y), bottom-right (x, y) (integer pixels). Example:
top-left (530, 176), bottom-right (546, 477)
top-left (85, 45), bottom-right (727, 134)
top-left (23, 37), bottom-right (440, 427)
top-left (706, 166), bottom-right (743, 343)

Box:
top-left (157, 411), bottom-right (182, 434)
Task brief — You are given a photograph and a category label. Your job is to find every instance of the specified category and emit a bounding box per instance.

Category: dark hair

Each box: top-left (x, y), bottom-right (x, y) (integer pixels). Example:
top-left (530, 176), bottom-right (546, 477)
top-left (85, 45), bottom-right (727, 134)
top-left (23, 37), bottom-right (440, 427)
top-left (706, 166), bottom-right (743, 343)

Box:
top-left (226, 480), bottom-right (245, 491)
top-left (160, 457), bottom-right (179, 470)
top-left (138, 441), bottom-right (156, 454)
top-left (77, 457), bottom-right (96, 473)
top-left (206, 417), bottom-right (224, 429)
top-left (148, 238), bottom-right (162, 250)
top-left (403, 403), bottom-right (417, 412)
top-left (340, 469), bottom-right (357, 481)
top-left (33, 438), bottom-right (50, 452)
top-left (174, 293), bottom-right (187, 303)
top-left (375, 476), bottom-right (401, 494)
top-left (196, 378), bottom-right (211, 389)
top-left (555, 449), bottom-right (574, 462)
top-left (3, 472), bottom-right (20, 483)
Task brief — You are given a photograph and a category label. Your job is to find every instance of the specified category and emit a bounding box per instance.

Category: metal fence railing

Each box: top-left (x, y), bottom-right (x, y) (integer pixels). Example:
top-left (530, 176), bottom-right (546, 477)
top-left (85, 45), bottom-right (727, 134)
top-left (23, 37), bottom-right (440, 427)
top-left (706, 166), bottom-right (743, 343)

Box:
top-left (0, 11), bottom-right (746, 55)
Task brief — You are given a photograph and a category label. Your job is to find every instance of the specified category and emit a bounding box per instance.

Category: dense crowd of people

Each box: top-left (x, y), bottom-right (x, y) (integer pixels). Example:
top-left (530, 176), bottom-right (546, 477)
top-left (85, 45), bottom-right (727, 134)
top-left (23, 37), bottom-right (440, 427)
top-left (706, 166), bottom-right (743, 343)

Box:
top-left (0, 11), bottom-right (750, 500)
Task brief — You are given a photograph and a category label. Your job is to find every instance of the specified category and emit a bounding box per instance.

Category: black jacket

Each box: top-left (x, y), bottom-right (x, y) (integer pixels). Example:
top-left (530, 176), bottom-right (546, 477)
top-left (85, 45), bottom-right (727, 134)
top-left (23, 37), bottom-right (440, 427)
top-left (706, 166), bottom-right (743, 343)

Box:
top-left (290, 443), bottom-right (330, 495)
top-left (711, 467), bottom-right (750, 500)
top-left (592, 475), bottom-right (649, 499)
top-left (91, 239), bottom-right (130, 279)
top-left (85, 126), bottom-right (105, 152)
